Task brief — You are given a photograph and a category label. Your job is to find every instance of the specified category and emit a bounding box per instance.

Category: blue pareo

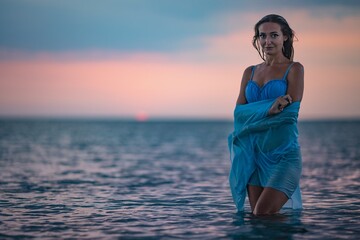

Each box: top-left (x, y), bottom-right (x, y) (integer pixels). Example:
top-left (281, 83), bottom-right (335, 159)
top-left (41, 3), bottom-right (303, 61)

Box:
top-left (228, 99), bottom-right (302, 211)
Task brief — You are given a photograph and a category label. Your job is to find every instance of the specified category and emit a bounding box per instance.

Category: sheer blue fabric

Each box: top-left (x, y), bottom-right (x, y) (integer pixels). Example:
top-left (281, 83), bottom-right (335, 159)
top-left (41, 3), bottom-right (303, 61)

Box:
top-left (228, 99), bottom-right (302, 211)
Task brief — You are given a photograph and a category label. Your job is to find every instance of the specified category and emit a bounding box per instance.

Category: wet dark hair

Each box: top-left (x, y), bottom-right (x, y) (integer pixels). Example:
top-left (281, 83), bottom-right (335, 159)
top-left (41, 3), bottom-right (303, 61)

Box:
top-left (253, 14), bottom-right (295, 61)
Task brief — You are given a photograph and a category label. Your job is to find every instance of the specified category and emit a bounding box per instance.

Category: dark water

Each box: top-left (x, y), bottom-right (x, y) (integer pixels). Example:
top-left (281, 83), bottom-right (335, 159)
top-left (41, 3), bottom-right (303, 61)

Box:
top-left (0, 119), bottom-right (359, 239)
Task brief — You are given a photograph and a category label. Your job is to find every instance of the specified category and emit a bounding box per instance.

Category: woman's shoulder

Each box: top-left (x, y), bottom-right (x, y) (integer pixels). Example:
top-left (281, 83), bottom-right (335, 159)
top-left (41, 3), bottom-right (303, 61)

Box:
top-left (290, 61), bottom-right (304, 72)
top-left (243, 65), bottom-right (256, 77)
top-left (241, 65), bottom-right (256, 83)
top-left (288, 62), bottom-right (304, 82)
top-left (244, 65), bottom-right (254, 73)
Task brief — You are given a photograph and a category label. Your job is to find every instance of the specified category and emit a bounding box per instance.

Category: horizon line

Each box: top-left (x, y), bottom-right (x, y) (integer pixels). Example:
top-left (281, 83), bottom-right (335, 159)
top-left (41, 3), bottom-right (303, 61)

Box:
top-left (1, 115), bottom-right (360, 122)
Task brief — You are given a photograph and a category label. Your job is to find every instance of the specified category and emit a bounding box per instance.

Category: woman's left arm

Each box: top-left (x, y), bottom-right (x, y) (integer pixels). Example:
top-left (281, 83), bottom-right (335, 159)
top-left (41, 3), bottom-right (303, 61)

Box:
top-left (268, 62), bottom-right (304, 115)
top-left (287, 62), bottom-right (304, 102)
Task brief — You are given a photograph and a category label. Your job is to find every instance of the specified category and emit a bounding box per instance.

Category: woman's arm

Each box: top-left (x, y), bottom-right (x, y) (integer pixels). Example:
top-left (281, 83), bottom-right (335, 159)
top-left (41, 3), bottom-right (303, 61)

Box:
top-left (268, 62), bottom-right (304, 115)
top-left (236, 66), bottom-right (253, 105)
top-left (287, 62), bottom-right (304, 102)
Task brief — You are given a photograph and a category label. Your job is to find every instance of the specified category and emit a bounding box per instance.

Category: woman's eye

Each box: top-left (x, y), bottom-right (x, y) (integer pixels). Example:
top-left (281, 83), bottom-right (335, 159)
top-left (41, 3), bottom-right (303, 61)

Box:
top-left (259, 34), bottom-right (266, 39)
top-left (271, 34), bottom-right (279, 38)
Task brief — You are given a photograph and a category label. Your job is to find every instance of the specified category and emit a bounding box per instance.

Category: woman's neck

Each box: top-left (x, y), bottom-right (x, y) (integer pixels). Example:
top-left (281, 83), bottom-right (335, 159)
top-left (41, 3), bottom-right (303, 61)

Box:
top-left (264, 54), bottom-right (290, 66)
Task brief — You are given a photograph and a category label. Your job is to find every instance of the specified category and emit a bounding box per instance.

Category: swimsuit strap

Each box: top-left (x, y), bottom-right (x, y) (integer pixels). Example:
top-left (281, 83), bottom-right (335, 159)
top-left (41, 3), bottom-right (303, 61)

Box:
top-left (282, 62), bottom-right (295, 81)
top-left (250, 65), bottom-right (256, 80)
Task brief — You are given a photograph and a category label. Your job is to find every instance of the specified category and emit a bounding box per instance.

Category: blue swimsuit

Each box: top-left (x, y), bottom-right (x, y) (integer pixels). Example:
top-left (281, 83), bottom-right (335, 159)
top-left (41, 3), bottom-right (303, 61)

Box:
top-left (245, 63), bottom-right (293, 103)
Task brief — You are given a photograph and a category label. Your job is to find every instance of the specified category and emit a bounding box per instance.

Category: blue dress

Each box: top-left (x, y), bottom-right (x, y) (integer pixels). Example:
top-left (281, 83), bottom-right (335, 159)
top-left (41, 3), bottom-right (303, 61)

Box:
top-left (228, 63), bottom-right (302, 211)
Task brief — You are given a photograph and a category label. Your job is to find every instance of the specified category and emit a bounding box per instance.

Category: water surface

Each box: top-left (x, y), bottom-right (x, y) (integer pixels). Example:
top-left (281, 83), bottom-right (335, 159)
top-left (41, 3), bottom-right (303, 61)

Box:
top-left (0, 119), bottom-right (359, 239)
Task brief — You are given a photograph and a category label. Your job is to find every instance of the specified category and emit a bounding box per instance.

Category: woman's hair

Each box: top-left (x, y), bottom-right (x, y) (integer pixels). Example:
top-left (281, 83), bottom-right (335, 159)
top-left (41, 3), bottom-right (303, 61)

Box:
top-left (252, 14), bottom-right (295, 61)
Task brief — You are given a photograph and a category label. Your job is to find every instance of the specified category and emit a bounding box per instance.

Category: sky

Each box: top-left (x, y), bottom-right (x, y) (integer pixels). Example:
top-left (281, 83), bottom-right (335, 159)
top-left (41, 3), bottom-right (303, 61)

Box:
top-left (0, 0), bottom-right (360, 120)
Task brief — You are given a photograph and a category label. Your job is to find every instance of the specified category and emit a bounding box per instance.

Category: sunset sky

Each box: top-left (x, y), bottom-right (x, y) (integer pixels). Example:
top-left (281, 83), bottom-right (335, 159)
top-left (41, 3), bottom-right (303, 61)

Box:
top-left (0, 0), bottom-right (359, 120)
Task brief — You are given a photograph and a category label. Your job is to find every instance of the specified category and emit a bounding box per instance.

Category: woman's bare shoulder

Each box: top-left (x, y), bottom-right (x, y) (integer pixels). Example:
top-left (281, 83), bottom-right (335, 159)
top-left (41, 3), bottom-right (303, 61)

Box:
top-left (287, 62), bottom-right (304, 82)
top-left (242, 65), bottom-right (255, 82)
top-left (291, 62), bottom-right (304, 73)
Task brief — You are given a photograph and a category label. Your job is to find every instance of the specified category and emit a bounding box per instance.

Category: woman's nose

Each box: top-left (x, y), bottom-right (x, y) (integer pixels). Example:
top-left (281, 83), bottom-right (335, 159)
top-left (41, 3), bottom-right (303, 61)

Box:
top-left (265, 37), bottom-right (272, 45)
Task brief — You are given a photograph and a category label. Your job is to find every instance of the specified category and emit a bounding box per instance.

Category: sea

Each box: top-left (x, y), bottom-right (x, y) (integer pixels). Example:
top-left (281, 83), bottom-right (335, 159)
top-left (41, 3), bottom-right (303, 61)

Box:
top-left (0, 119), bottom-right (359, 239)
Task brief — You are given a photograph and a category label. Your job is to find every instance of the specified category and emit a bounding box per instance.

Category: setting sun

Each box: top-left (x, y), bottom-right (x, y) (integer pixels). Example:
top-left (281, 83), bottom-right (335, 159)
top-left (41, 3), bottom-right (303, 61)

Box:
top-left (135, 112), bottom-right (149, 122)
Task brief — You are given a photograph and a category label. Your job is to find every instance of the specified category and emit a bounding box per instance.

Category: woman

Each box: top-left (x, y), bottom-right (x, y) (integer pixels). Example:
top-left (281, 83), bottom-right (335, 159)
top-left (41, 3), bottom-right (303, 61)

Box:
top-left (228, 14), bottom-right (304, 215)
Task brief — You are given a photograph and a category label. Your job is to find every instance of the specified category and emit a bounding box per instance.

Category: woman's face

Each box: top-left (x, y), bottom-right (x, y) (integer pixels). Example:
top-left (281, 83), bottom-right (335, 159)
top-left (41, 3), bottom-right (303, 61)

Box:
top-left (258, 22), bottom-right (287, 57)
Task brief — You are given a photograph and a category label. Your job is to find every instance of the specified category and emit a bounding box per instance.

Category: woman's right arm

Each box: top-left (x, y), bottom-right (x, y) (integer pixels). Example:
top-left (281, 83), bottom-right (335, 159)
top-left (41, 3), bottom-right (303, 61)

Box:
top-left (236, 66), bottom-right (253, 105)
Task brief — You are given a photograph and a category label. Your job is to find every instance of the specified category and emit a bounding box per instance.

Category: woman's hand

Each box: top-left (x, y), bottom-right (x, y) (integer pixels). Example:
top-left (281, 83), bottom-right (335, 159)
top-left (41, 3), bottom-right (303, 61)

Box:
top-left (268, 94), bottom-right (292, 115)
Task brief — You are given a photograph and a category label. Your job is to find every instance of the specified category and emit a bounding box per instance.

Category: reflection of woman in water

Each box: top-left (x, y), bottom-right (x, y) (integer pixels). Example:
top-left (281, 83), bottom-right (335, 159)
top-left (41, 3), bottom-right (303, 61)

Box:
top-left (228, 14), bottom-right (304, 215)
